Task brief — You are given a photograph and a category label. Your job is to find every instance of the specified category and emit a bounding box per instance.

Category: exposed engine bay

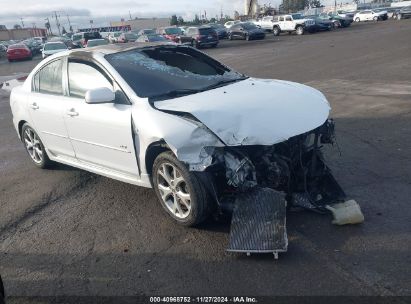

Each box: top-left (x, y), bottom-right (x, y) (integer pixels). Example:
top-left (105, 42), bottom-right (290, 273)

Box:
top-left (206, 119), bottom-right (346, 210)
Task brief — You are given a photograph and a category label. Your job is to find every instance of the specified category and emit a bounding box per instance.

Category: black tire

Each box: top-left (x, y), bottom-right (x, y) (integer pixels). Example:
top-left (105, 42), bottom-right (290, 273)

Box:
top-left (152, 151), bottom-right (212, 226)
top-left (273, 26), bottom-right (280, 36)
top-left (228, 33), bottom-right (233, 40)
top-left (21, 123), bottom-right (53, 169)
top-left (295, 25), bottom-right (304, 35)
top-left (355, 17), bottom-right (360, 22)
top-left (245, 33), bottom-right (250, 41)
top-left (373, 16), bottom-right (378, 21)
top-left (0, 275), bottom-right (4, 304)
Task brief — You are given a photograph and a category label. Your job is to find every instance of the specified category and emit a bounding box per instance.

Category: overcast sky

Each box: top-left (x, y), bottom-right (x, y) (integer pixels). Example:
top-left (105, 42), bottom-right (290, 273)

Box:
top-left (0, 0), bottom-right (341, 30)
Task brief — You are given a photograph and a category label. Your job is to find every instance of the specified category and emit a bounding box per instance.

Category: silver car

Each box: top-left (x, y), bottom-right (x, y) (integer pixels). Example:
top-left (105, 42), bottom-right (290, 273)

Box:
top-left (10, 43), bottom-right (346, 228)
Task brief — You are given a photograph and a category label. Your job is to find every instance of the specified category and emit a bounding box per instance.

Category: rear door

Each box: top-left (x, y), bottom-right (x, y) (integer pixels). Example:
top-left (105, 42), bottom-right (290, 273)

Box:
top-left (28, 58), bottom-right (75, 158)
top-left (284, 16), bottom-right (295, 31)
top-left (62, 58), bottom-right (139, 177)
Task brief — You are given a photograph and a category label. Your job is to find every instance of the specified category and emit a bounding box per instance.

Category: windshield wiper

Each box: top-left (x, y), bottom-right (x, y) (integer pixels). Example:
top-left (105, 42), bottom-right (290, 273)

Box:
top-left (202, 76), bottom-right (248, 91)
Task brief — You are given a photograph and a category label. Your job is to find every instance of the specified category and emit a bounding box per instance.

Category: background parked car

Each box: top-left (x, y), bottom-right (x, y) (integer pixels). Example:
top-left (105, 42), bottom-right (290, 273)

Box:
top-left (337, 10), bottom-right (355, 20)
top-left (323, 12), bottom-right (353, 27)
top-left (138, 29), bottom-right (156, 35)
top-left (224, 20), bottom-right (241, 28)
top-left (228, 22), bottom-right (265, 40)
top-left (271, 14), bottom-right (315, 36)
top-left (354, 10), bottom-right (387, 22)
top-left (86, 39), bottom-right (109, 47)
top-left (136, 34), bottom-right (170, 43)
top-left (42, 42), bottom-right (68, 58)
top-left (157, 27), bottom-right (186, 43)
top-left (393, 6), bottom-right (411, 19)
top-left (184, 27), bottom-right (219, 48)
top-left (0, 44), bottom-right (6, 57)
top-left (118, 32), bottom-right (139, 43)
top-left (23, 39), bottom-right (42, 55)
top-left (7, 44), bottom-right (32, 62)
top-left (108, 32), bottom-right (122, 43)
top-left (306, 16), bottom-right (333, 32)
top-left (206, 23), bottom-right (228, 39)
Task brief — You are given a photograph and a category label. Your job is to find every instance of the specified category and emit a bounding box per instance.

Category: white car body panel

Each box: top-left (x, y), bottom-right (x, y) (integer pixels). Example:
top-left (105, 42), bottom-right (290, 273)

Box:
top-left (155, 78), bottom-right (330, 146)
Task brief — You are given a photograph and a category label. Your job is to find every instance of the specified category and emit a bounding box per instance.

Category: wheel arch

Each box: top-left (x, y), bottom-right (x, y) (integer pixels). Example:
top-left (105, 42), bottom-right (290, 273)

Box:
top-left (145, 140), bottom-right (174, 178)
top-left (18, 120), bottom-right (28, 139)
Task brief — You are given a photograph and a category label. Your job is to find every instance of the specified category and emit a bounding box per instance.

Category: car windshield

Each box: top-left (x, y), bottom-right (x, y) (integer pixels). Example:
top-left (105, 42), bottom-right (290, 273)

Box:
top-left (147, 35), bottom-right (168, 42)
top-left (9, 44), bottom-right (26, 49)
top-left (292, 14), bottom-right (303, 19)
top-left (242, 23), bottom-right (258, 30)
top-left (44, 43), bottom-right (67, 50)
top-left (87, 39), bottom-right (108, 47)
top-left (143, 29), bottom-right (155, 34)
top-left (164, 28), bottom-right (182, 35)
top-left (106, 46), bottom-right (246, 101)
top-left (114, 32), bottom-right (122, 37)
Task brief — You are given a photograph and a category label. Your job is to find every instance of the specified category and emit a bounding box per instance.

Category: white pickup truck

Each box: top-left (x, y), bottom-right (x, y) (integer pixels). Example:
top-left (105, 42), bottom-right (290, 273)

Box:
top-left (257, 14), bottom-right (315, 35)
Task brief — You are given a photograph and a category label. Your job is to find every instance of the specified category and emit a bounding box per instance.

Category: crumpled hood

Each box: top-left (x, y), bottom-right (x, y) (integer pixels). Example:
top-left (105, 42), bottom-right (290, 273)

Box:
top-left (155, 78), bottom-right (331, 146)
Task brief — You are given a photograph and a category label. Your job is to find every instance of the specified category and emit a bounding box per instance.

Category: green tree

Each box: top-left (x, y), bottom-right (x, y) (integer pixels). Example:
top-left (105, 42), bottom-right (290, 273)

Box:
top-left (308, 0), bottom-right (322, 8)
top-left (193, 14), bottom-right (200, 24)
top-left (177, 16), bottom-right (184, 25)
top-left (210, 17), bottom-right (217, 23)
top-left (62, 27), bottom-right (67, 34)
top-left (170, 15), bottom-right (178, 26)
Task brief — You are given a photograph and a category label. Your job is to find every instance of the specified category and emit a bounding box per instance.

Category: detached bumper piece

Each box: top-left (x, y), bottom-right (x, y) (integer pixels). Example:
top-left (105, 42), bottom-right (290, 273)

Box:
top-left (227, 188), bottom-right (288, 259)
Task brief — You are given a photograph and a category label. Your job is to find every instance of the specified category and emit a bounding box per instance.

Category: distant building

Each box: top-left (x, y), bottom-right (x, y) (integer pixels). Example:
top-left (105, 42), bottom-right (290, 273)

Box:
top-left (0, 28), bottom-right (47, 41)
top-left (110, 18), bottom-right (170, 31)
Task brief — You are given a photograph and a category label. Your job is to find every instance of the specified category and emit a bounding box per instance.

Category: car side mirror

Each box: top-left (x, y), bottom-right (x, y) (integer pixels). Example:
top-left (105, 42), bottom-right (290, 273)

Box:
top-left (85, 87), bottom-right (115, 104)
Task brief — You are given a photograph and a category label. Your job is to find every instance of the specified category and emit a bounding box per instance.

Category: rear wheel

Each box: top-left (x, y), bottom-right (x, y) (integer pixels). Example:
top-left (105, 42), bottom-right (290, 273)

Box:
top-left (373, 16), bottom-right (378, 21)
top-left (295, 25), bottom-right (304, 35)
top-left (21, 123), bottom-right (53, 169)
top-left (334, 20), bottom-right (341, 28)
top-left (245, 33), bottom-right (250, 41)
top-left (397, 14), bottom-right (402, 20)
top-left (228, 33), bottom-right (233, 40)
top-left (152, 152), bottom-right (212, 226)
top-left (273, 26), bottom-right (280, 36)
top-left (355, 17), bottom-right (360, 22)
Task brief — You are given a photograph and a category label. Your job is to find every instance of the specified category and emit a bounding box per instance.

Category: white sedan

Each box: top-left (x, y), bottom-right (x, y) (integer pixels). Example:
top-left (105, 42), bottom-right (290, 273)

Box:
top-left (354, 10), bottom-right (386, 22)
top-left (10, 43), bottom-right (344, 227)
top-left (42, 42), bottom-right (68, 59)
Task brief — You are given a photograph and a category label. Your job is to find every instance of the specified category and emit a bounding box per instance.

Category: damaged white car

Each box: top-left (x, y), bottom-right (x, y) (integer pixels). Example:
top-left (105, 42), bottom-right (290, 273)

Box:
top-left (10, 43), bottom-right (363, 257)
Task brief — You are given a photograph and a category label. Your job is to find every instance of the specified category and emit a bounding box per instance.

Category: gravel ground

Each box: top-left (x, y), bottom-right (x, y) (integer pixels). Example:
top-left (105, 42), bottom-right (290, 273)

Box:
top-left (0, 20), bottom-right (410, 298)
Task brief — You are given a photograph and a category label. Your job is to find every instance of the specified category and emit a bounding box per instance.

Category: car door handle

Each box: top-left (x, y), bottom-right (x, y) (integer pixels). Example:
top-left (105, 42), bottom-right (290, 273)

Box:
top-left (67, 108), bottom-right (79, 117)
top-left (30, 102), bottom-right (39, 110)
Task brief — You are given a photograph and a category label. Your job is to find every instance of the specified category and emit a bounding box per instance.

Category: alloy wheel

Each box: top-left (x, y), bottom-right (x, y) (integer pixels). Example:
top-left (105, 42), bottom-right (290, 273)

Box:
top-left (156, 163), bottom-right (191, 219)
top-left (23, 128), bottom-right (43, 164)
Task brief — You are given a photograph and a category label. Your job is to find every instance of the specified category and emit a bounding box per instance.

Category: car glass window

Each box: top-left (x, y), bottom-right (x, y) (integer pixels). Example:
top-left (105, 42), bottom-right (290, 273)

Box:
top-left (106, 46), bottom-right (244, 100)
top-left (279, 17), bottom-right (284, 21)
top-left (286, 16), bottom-right (292, 21)
top-left (68, 61), bottom-right (112, 98)
top-left (36, 59), bottom-right (63, 95)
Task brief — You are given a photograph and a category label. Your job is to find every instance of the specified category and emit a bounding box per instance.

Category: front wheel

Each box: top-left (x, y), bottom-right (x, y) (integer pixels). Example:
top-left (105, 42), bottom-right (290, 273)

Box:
top-left (355, 17), bottom-right (360, 22)
top-left (152, 152), bottom-right (212, 226)
top-left (295, 25), bottom-right (304, 35)
top-left (397, 14), bottom-right (402, 20)
top-left (21, 123), bottom-right (53, 169)
top-left (245, 33), bottom-right (250, 41)
top-left (373, 16), bottom-right (378, 21)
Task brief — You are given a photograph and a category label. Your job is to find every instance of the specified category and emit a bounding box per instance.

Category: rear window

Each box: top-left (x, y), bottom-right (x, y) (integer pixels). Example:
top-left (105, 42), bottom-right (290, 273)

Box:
top-left (33, 59), bottom-right (63, 95)
top-left (8, 44), bottom-right (26, 49)
top-left (198, 28), bottom-right (215, 35)
top-left (84, 32), bottom-right (101, 40)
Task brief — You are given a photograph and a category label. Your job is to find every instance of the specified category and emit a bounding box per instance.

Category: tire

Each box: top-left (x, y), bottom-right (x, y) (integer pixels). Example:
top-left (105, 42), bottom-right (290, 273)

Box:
top-left (21, 123), bottom-right (53, 169)
top-left (245, 33), bottom-right (250, 41)
top-left (295, 25), bottom-right (304, 35)
top-left (211, 43), bottom-right (218, 48)
top-left (334, 21), bottom-right (340, 28)
top-left (152, 151), bottom-right (212, 226)
top-left (355, 17), bottom-right (360, 22)
top-left (373, 16), bottom-right (378, 21)
top-left (397, 14), bottom-right (401, 20)
top-left (228, 33), bottom-right (233, 40)
top-left (273, 26), bottom-right (280, 36)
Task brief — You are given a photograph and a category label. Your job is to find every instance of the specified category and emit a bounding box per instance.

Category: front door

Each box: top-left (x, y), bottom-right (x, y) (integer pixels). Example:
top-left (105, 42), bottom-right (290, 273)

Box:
top-left (28, 58), bottom-right (75, 158)
top-left (63, 59), bottom-right (139, 177)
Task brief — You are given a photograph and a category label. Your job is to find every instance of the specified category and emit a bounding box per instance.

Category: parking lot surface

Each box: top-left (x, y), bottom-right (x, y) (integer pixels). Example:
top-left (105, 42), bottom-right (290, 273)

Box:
top-left (1, 20), bottom-right (411, 297)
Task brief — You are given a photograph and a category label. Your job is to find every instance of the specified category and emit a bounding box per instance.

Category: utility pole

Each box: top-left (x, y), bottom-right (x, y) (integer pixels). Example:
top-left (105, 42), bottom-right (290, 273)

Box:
top-left (20, 17), bottom-right (25, 28)
top-left (66, 13), bottom-right (72, 32)
top-left (45, 17), bottom-right (53, 36)
top-left (129, 10), bottom-right (132, 20)
top-left (53, 11), bottom-right (61, 36)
